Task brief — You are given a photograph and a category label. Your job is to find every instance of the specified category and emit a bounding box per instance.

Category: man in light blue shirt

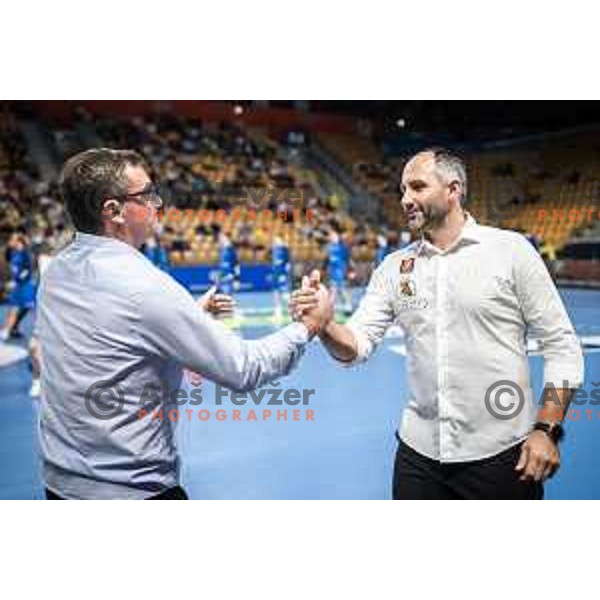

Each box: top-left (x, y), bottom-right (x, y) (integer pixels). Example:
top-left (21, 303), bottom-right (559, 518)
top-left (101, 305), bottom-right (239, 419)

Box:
top-left (37, 148), bottom-right (332, 499)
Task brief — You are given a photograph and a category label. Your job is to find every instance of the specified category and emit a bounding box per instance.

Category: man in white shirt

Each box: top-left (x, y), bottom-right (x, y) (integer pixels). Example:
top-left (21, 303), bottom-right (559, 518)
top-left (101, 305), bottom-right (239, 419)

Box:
top-left (37, 148), bottom-right (332, 499)
top-left (291, 147), bottom-right (584, 500)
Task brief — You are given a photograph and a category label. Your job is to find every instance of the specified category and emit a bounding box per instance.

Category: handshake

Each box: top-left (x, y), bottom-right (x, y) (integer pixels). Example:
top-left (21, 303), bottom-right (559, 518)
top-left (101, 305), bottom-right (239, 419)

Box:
top-left (198, 270), bottom-right (337, 339)
top-left (288, 270), bottom-right (336, 338)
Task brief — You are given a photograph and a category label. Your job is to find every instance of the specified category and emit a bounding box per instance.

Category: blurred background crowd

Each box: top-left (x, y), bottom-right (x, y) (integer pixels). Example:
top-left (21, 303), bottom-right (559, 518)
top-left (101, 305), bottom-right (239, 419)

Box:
top-left (2, 100), bottom-right (600, 303)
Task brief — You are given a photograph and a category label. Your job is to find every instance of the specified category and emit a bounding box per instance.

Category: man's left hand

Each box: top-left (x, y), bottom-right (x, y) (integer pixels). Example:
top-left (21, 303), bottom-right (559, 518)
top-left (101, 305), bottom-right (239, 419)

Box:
top-left (515, 430), bottom-right (560, 482)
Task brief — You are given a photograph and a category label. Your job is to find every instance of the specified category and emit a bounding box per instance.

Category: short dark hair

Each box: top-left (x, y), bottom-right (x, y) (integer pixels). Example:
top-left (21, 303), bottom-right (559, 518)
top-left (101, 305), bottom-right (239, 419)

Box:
top-left (422, 146), bottom-right (468, 202)
top-left (59, 148), bottom-right (149, 233)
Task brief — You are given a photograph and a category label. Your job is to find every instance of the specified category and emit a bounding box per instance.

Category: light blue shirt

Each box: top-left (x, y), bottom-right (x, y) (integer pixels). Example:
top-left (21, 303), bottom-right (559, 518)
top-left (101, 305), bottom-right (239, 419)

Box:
top-left (37, 233), bottom-right (309, 499)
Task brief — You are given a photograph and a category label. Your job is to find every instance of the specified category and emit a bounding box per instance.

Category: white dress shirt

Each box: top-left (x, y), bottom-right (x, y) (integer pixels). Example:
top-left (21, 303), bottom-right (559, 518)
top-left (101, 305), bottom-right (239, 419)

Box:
top-left (37, 232), bottom-right (309, 499)
top-left (347, 215), bottom-right (584, 462)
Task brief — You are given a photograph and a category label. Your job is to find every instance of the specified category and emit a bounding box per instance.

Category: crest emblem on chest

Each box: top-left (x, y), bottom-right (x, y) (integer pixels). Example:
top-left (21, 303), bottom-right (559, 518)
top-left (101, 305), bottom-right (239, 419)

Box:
top-left (399, 257), bottom-right (415, 274)
top-left (399, 279), bottom-right (416, 296)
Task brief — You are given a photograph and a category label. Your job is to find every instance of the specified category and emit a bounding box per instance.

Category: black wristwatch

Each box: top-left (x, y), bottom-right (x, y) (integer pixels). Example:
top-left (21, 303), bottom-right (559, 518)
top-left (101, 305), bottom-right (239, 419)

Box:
top-left (533, 421), bottom-right (565, 445)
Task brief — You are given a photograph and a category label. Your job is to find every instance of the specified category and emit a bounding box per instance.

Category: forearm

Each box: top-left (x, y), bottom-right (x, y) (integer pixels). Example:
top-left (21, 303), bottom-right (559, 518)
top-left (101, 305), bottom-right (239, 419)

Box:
top-left (319, 321), bottom-right (359, 363)
top-left (181, 320), bottom-right (310, 393)
top-left (142, 284), bottom-right (309, 393)
top-left (517, 387), bottom-right (572, 481)
top-left (538, 387), bottom-right (574, 423)
top-left (233, 323), bottom-right (310, 391)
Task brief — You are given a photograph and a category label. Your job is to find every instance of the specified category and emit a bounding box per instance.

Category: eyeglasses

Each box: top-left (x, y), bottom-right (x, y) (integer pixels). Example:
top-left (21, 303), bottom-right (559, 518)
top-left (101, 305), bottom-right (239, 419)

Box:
top-left (123, 183), bottom-right (163, 208)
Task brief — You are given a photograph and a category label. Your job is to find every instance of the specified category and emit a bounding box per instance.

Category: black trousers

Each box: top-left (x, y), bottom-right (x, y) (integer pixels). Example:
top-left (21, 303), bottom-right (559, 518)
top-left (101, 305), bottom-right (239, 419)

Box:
top-left (45, 486), bottom-right (188, 500)
top-left (393, 440), bottom-right (543, 500)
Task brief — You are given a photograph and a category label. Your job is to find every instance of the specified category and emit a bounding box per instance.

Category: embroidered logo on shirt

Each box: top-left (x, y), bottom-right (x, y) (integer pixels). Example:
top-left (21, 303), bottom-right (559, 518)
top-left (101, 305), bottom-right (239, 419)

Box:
top-left (400, 257), bottom-right (415, 274)
top-left (493, 275), bottom-right (514, 294)
top-left (400, 279), bottom-right (416, 296)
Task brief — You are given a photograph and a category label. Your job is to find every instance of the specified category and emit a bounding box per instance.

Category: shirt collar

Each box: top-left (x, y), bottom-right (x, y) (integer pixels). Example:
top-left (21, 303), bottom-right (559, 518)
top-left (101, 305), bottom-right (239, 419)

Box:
top-left (460, 213), bottom-right (483, 243)
top-left (74, 232), bottom-right (139, 254)
top-left (417, 212), bottom-right (482, 255)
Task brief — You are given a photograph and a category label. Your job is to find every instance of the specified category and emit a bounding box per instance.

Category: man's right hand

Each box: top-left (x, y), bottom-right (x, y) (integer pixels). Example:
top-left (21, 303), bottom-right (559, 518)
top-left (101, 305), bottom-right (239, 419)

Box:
top-left (290, 270), bottom-right (359, 362)
top-left (289, 270), bottom-right (335, 337)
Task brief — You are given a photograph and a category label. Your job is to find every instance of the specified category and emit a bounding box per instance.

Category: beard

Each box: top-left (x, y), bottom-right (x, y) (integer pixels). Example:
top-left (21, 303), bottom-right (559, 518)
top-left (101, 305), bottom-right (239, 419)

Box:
top-left (405, 202), bottom-right (448, 233)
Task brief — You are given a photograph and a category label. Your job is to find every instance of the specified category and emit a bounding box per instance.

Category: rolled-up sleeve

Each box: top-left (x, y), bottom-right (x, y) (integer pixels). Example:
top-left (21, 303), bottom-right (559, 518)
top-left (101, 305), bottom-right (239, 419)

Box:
top-left (345, 261), bottom-right (396, 365)
top-left (512, 235), bottom-right (584, 389)
top-left (135, 274), bottom-right (309, 392)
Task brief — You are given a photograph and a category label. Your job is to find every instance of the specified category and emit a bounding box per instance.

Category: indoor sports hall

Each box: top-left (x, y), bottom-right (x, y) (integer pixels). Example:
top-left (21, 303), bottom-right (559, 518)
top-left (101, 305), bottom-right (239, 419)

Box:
top-left (1, 100), bottom-right (599, 499)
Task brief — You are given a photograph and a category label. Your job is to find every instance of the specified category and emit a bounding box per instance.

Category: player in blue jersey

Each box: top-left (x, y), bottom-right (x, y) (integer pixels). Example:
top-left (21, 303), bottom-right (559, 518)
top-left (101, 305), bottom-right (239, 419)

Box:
top-left (375, 231), bottom-right (391, 267)
top-left (28, 241), bottom-right (56, 397)
top-left (142, 234), bottom-right (170, 271)
top-left (1, 232), bottom-right (36, 341)
top-left (327, 229), bottom-right (352, 316)
top-left (397, 228), bottom-right (412, 250)
top-left (214, 231), bottom-right (241, 326)
top-left (271, 235), bottom-right (292, 322)
top-left (216, 230), bottom-right (240, 294)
